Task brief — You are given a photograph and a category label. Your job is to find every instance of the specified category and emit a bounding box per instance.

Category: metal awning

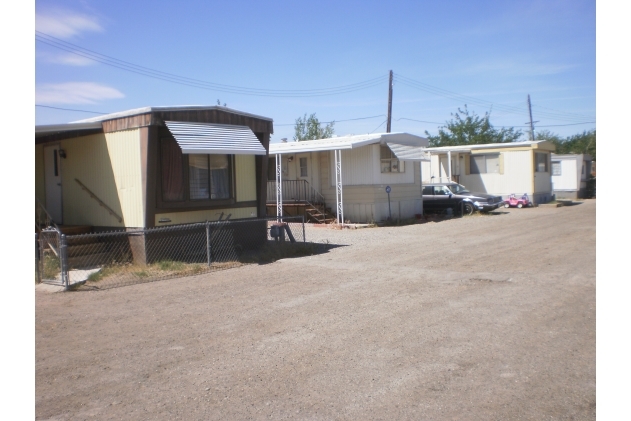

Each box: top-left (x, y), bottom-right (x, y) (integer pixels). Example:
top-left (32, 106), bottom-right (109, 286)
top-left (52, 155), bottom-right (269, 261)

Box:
top-left (386, 142), bottom-right (430, 161)
top-left (165, 121), bottom-right (267, 155)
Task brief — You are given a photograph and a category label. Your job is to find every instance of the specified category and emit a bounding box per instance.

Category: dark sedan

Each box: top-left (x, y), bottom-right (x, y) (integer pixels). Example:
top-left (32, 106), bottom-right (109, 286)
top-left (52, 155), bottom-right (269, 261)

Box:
top-left (422, 183), bottom-right (505, 215)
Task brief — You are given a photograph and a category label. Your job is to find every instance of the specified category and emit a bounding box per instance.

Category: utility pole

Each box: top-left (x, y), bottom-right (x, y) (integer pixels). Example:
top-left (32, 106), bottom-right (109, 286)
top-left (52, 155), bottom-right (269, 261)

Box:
top-left (527, 94), bottom-right (539, 141)
top-left (386, 70), bottom-right (393, 133)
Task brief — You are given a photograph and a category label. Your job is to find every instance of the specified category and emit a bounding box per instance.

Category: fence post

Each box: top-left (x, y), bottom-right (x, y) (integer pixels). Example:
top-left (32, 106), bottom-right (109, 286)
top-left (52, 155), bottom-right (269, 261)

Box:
top-left (60, 234), bottom-right (69, 289)
top-left (35, 233), bottom-right (41, 283)
top-left (206, 221), bottom-right (212, 267)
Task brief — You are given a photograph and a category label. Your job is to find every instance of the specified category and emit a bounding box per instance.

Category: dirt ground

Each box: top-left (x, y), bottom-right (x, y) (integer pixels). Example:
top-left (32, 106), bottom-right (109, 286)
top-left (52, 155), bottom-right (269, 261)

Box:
top-left (36, 201), bottom-right (596, 420)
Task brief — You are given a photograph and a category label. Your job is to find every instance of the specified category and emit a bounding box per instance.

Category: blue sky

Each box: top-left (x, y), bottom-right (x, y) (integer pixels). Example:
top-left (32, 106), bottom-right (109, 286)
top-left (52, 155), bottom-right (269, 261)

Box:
top-left (35, 0), bottom-right (596, 141)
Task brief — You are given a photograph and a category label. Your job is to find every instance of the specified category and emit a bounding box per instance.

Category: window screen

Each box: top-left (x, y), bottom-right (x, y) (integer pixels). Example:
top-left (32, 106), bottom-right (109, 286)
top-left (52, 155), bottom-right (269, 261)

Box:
top-left (470, 154), bottom-right (500, 174)
top-left (299, 157), bottom-right (308, 177)
top-left (552, 161), bottom-right (561, 176)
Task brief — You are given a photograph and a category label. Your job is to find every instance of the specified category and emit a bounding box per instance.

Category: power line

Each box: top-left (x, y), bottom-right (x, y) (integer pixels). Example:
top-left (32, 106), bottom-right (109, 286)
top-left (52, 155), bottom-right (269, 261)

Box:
top-left (396, 115), bottom-right (594, 129)
top-left (369, 120), bottom-right (388, 134)
top-left (394, 73), bottom-right (594, 123)
top-left (35, 31), bottom-right (386, 98)
top-left (275, 114), bottom-right (386, 127)
top-left (535, 122), bottom-right (595, 128)
top-left (532, 104), bottom-right (594, 119)
top-left (396, 117), bottom-right (443, 125)
top-left (36, 104), bottom-right (108, 114)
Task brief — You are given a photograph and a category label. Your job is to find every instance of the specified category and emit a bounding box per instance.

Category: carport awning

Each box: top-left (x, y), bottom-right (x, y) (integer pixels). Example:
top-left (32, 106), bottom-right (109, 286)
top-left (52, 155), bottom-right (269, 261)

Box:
top-left (164, 121), bottom-right (267, 155)
top-left (386, 142), bottom-right (430, 161)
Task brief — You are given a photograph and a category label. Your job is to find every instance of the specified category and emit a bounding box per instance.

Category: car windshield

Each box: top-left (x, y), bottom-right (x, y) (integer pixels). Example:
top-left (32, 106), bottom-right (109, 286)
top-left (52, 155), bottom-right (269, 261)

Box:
top-left (447, 184), bottom-right (469, 194)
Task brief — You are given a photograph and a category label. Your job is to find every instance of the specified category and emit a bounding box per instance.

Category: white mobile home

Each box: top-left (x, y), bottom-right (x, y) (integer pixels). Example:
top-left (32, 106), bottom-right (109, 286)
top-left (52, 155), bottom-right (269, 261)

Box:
top-left (551, 154), bottom-right (593, 199)
top-left (422, 140), bottom-right (556, 205)
top-left (268, 133), bottom-right (429, 223)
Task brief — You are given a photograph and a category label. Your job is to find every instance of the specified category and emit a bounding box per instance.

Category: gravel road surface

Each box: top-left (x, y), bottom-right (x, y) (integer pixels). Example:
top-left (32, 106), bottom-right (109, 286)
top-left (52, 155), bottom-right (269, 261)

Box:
top-left (36, 201), bottom-right (596, 420)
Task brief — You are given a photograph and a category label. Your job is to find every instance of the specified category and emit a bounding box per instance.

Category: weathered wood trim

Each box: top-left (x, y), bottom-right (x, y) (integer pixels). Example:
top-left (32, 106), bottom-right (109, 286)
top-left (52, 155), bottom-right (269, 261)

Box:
top-left (99, 109), bottom-right (274, 134)
top-left (102, 114), bottom-right (152, 133)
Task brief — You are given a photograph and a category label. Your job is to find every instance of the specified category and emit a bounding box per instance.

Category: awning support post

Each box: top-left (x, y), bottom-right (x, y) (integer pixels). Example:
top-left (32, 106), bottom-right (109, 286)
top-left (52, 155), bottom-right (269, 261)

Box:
top-left (334, 149), bottom-right (344, 226)
top-left (275, 153), bottom-right (282, 222)
top-left (448, 150), bottom-right (452, 182)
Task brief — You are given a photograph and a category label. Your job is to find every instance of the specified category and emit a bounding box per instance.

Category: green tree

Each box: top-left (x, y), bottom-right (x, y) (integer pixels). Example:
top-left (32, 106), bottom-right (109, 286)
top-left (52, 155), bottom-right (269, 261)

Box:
top-left (425, 105), bottom-right (523, 147)
top-left (536, 129), bottom-right (596, 160)
top-left (294, 113), bottom-right (335, 141)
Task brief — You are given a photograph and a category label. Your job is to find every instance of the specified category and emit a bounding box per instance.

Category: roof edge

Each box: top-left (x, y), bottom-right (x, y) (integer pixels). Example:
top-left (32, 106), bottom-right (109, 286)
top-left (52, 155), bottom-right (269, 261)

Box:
top-left (72, 105), bottom-right (274, 124)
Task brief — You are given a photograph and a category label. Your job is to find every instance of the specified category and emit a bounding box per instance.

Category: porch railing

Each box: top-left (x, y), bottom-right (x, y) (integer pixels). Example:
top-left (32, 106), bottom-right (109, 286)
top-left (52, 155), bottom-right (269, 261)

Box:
top-left (267, 179), bottom-right (326, 205)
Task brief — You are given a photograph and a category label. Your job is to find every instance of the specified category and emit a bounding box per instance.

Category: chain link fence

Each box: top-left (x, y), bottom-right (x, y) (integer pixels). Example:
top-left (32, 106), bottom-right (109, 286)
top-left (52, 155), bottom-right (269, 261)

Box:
top-left (36, 216), bottom-right (308, 290)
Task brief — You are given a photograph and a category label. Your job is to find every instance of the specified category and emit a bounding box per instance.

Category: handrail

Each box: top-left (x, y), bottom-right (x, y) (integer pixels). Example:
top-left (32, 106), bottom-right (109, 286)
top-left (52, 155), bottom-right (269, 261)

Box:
top-left (267, 179), bottom-right (326, 205)
top-left (74, 178), bottom-right (123, 223)
top-left (35, 196), bottom-right (60, 233)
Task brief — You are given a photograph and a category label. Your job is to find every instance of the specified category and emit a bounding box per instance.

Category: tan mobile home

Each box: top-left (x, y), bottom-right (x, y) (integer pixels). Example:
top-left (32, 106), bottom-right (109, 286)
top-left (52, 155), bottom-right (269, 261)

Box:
top-left (422, 140), bottom-right (556, 205)
top-left (35, 106), bottom-right (273, 231)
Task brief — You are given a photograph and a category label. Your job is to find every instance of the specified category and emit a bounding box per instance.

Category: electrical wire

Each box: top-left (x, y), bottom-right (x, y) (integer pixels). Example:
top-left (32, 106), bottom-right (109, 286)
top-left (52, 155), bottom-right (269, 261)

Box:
top-left (36, 104), bottom-right (108, 114)
top-left (369, 120), bottom-right (388, 134)
top-left (36, 31), bottom-right (386, 97)
top-left (394, 73), bottom-right (594, 123)
top-left (275, 114), bottom-right (386, 126)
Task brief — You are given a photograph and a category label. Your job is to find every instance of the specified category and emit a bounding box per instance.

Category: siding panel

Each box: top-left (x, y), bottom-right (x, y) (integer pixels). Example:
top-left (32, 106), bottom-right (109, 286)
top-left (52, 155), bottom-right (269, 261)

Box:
top-left (235, 154), bottom-right (257, 202)
top-left (106, 130), bottom-right (144, 227)
top-left (59, 129), bottom-right (143, 228)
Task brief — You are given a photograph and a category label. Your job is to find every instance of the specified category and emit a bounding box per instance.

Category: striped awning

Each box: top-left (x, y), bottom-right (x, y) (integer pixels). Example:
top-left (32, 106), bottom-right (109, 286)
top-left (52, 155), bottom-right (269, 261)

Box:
top-left (164, 121), bottom-right (267, 155)
top-left (386, 142), bottom-right (430, 161)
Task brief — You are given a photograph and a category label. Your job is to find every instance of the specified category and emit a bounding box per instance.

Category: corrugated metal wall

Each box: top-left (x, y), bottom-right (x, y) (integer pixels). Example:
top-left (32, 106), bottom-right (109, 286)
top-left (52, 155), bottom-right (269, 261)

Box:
top-left (235, 154), bottom-right (257, 202)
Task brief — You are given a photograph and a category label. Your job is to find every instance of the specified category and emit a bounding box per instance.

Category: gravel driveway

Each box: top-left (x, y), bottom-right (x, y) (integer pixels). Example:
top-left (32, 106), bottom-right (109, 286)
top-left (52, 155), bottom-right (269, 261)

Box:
top-left (36, 201), bottom-right (596, 420)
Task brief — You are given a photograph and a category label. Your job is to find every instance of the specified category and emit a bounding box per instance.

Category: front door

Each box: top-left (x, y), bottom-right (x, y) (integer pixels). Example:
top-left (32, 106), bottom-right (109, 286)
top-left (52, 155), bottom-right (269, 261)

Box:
top-left (44, 144), bottom-right (63, 224)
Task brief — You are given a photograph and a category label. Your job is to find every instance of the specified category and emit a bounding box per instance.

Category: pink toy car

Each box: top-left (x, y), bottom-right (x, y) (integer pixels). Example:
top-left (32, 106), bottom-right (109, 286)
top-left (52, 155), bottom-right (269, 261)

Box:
top-left (504, 193), bottom-right (531, 208)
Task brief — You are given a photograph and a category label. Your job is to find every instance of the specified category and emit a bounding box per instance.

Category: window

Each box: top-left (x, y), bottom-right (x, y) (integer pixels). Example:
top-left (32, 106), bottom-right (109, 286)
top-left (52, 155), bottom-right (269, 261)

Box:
top-left (160, 137), bottom-right (233, 205)
top-left (299, 157), bottom-right (308, 177)
top-left (470, 153), bottom-right (499, 174)
top-left (535, 152), bottom-right (548, 172)
top-left (551, 161), bottom-right (561, 176)
top-left (434, 185), bottom-right (451, 195)
top-left (380, 146), bottom-right (405, 173)
top-left (422, 186), bottom-right (433, 195)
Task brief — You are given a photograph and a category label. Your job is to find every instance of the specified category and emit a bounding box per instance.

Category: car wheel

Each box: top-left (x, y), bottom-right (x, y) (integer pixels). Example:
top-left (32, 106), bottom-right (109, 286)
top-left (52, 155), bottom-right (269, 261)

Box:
top-left (517, 203), bottom-right (523, 208)
top-left (504, 203), bottom-right (510, 208)
top-left (463, 202), bottom-right (474, 215)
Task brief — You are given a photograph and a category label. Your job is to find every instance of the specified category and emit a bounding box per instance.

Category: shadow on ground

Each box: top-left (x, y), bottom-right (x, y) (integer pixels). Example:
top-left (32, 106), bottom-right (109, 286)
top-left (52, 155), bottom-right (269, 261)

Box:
top-left (68, 241), bottom-right (345, 292)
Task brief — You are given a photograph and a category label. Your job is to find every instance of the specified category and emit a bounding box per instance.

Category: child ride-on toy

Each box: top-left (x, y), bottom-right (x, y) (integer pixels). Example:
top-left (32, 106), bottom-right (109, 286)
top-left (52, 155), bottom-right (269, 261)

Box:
top-left (504, 193), bottom-right (531, 208)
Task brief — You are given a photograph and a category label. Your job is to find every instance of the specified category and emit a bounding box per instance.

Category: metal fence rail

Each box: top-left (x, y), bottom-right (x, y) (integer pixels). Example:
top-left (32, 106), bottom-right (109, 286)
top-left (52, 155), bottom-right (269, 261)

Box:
top-left (36, 216), bottom-right (306, 290)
